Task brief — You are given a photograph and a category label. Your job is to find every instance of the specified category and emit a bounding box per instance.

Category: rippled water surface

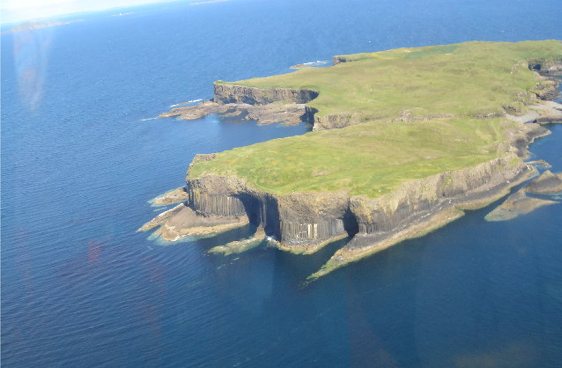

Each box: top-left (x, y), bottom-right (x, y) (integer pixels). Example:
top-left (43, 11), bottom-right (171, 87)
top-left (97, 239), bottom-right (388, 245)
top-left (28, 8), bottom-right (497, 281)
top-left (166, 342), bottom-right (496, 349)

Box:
top-left (2, 0), bottom-right (562, 367)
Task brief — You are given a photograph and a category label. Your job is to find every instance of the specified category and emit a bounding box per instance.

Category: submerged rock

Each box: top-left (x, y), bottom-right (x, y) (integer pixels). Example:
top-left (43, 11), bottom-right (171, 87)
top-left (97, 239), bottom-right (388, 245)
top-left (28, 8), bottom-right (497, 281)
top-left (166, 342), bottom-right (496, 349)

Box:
top-left (485, 191), bottom-right (558, 222)
top-left (209, 227), bottom-right (266, 255)
top-left (524, 170), bottom-right (562, 194)
top-left (485, 170), bottom-right (562, 222)
top-left (149, 186), bottom-right (188, 206)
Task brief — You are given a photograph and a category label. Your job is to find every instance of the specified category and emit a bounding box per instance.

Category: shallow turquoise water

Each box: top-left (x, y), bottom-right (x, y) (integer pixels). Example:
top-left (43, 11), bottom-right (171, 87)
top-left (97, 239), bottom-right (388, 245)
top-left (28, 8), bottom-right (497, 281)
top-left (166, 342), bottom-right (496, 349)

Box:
top-left (2, 1), bottom-right (562, 367)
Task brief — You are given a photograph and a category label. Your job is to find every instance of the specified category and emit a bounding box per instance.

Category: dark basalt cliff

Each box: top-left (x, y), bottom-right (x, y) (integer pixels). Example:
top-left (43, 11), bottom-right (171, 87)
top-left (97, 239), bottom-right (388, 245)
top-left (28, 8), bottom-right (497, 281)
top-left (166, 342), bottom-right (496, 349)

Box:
top-left (158, 84), bottom-right (319, 126)
top-left (213, 83), bottom-right (319, 105)
top-left (212, 83), bottom-right (371, 131)
top-left (142, 149), bottom-right (536, 263)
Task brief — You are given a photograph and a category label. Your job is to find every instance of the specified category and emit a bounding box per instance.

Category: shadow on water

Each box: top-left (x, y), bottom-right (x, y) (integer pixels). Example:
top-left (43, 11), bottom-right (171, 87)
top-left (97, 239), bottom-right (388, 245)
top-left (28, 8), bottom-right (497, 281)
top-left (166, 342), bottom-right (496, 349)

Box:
top-left (217, 113), bottom-right (314, 132)
top-left (192, 224), bottom-right (258, 248)
top-left (273, 236), bottom-right (354, 286)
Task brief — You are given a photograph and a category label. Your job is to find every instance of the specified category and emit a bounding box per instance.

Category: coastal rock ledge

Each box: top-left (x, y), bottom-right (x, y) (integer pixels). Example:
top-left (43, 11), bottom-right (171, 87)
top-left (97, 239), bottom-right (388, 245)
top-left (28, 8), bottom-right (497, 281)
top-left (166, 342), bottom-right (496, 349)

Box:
top-left (158, 84), bottom-right (319, 126)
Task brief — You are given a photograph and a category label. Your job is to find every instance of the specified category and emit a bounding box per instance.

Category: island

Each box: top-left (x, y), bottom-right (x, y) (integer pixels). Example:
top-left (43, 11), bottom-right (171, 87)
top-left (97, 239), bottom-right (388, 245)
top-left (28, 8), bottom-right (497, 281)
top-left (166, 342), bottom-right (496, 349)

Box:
top-left (141, 40), bottom-right (562, 279)
top-left (2, 19), bottom-right (83, 34)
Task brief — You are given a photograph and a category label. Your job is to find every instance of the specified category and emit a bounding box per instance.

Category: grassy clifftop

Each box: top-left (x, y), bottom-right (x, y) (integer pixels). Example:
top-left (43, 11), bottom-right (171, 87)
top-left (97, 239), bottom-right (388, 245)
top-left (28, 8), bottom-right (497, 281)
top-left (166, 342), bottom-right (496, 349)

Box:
top-left (190, 40), bottom-right (561, 198)
top-left (189, 117), bottom-right (513, 197)
top-left (218, 40), bottom-right (561, 118)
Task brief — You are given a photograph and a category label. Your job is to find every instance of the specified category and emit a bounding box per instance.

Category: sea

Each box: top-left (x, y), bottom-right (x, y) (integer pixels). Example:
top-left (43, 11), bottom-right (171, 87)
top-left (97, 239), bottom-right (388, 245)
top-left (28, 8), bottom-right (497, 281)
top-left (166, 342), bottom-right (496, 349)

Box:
top-left (2, 0), bottom-right (562, 367)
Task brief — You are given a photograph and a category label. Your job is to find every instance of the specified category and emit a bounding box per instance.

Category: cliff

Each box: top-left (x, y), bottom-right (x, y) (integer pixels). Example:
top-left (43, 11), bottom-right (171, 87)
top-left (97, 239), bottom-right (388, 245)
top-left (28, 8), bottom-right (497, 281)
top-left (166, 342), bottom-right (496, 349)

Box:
top-left (144, 40), bottom-right (562, 279)
top-left (141, 150), bottom-right (535, 270)
top-left (158, 84), bottom-right (318, 126)
top-left (213, 83), bottom-right (319, 105)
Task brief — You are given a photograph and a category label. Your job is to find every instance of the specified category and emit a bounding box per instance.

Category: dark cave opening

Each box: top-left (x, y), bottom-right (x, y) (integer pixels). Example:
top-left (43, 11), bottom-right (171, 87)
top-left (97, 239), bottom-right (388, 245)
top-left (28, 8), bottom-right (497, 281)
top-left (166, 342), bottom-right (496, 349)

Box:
top-left (343, 208), bottom-right (359, 237)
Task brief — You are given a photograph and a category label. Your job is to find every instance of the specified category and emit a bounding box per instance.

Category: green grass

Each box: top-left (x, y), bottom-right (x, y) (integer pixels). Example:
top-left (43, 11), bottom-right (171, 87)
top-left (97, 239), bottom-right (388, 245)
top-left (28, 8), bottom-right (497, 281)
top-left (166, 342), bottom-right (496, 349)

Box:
top-left (189, 117), bottom-right (517, 197)
top-left (219, 40), bottom-right (562, 119)
top-left (191, 41), bottom-right (562, 198)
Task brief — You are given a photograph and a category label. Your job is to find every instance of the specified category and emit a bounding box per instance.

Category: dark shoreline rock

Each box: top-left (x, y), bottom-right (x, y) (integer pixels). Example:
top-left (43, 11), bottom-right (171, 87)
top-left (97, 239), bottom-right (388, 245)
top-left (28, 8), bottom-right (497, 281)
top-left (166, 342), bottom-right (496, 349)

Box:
top-left (485, 191), bottom-right (557, 222)
top-left (159, 100), bottom-right (308, 126)
top-left (524, 170), bottom-right (562, 194)
top-left (485, 170), bottom-right (561, 222)
top-left (149, 186), bottom-right (188, 206)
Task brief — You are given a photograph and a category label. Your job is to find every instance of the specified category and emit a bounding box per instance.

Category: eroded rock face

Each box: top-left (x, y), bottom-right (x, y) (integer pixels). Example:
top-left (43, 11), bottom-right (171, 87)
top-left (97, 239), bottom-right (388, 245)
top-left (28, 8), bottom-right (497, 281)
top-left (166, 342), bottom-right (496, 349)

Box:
top-left (159, 84), bottom-right (321, 126)
top-left (141, 152), bottom-right (536, 257)
top-left (213, 83), bottom-right (319, 105)
top-left (185, 174), bottom-right (352, 250)
top-left (346, 156), bottom-right (532, 245)
top-left (506, 122), bottom-right (551, 158)
top-left (529, 59), bottom-right (562, 77)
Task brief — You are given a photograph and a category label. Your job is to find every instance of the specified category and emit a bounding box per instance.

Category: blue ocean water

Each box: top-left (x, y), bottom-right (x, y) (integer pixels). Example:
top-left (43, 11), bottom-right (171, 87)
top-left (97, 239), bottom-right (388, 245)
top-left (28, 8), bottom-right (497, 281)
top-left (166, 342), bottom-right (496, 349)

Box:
top-left (2, 0), bottom-right (562, 367)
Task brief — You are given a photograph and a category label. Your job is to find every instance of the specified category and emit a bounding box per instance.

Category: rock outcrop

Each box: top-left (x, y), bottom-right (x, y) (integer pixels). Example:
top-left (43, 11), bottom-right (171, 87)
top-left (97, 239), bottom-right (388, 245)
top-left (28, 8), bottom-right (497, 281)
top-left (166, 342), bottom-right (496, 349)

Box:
top-left (139, 202), bottom-right (249, 241)
top-left (159, 100), bottom-right (309, 126)
top-left (529, 58), bottom-right (562, 76)
top-left (149, 186), bottom-right (189, 206)
top-left (485, 170), bottom-right (562, 222)
top-left (158, 84), bottom-right (319, 126)
top-left (213, 83), bottom-right (319, 105)
top-left (524, 170), bottom-right (562, 194)
top-left (485, 191), bottom-right (557, 222)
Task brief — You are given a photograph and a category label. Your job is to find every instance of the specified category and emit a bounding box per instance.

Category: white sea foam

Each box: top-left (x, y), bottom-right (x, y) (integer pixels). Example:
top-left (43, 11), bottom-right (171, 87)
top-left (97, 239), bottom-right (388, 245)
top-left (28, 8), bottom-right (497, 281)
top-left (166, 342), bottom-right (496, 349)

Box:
top-left (170, 99), bottom-right (202, 108)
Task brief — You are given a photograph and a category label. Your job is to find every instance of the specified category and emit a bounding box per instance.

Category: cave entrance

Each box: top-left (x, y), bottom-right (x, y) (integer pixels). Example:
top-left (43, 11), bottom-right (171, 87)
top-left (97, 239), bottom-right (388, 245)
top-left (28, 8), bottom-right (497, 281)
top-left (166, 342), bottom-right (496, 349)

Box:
top-left (237, 194), bottom-right (261, 226)
top-left (343, 208), bottom-right (359, 237)
top-left (236, 194), bottom-right (281, 239)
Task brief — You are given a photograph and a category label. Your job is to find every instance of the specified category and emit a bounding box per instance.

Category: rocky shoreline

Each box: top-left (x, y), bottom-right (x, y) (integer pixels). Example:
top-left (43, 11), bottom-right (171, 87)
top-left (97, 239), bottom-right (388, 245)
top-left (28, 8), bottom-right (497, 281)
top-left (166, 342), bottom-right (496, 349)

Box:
top-left (160, 70), bottom-right (562, 131)
top-left (142, 51), bottom-right (562, 278)
top-left (159, 84), bottom-right (318, 126)
top-left (140, 150), bottom-right (538, 272)
top-left (485, 170), bottom-right (562, 222)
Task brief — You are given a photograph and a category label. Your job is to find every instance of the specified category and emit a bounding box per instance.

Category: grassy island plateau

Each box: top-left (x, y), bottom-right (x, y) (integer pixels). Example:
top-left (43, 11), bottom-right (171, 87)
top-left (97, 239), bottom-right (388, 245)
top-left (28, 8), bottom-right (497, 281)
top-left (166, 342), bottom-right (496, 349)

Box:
top-left (142, 40), bottom-right (562, 279)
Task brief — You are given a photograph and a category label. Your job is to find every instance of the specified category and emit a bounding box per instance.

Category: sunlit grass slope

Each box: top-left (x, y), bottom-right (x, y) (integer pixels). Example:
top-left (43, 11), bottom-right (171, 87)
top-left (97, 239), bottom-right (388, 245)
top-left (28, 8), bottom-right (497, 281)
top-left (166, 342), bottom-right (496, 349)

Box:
top-left (191, 41), bottom-right (562, 198)
top-left (220, 41), bottom-right (562, 118)
top-left (190, 117), bottom-right (515, 197)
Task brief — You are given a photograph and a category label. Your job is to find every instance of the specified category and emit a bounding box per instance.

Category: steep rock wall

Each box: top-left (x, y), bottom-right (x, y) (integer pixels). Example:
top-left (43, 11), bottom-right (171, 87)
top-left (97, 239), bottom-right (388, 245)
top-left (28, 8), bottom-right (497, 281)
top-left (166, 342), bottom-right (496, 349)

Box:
top-left (185, 172), bottom-right (351, 249)
top-left (213, 83), bottom-right (319, 105)
top-left (347, 155), bottom-right (528, 244)
top-left (174, 151), bottom-right (532, 256)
